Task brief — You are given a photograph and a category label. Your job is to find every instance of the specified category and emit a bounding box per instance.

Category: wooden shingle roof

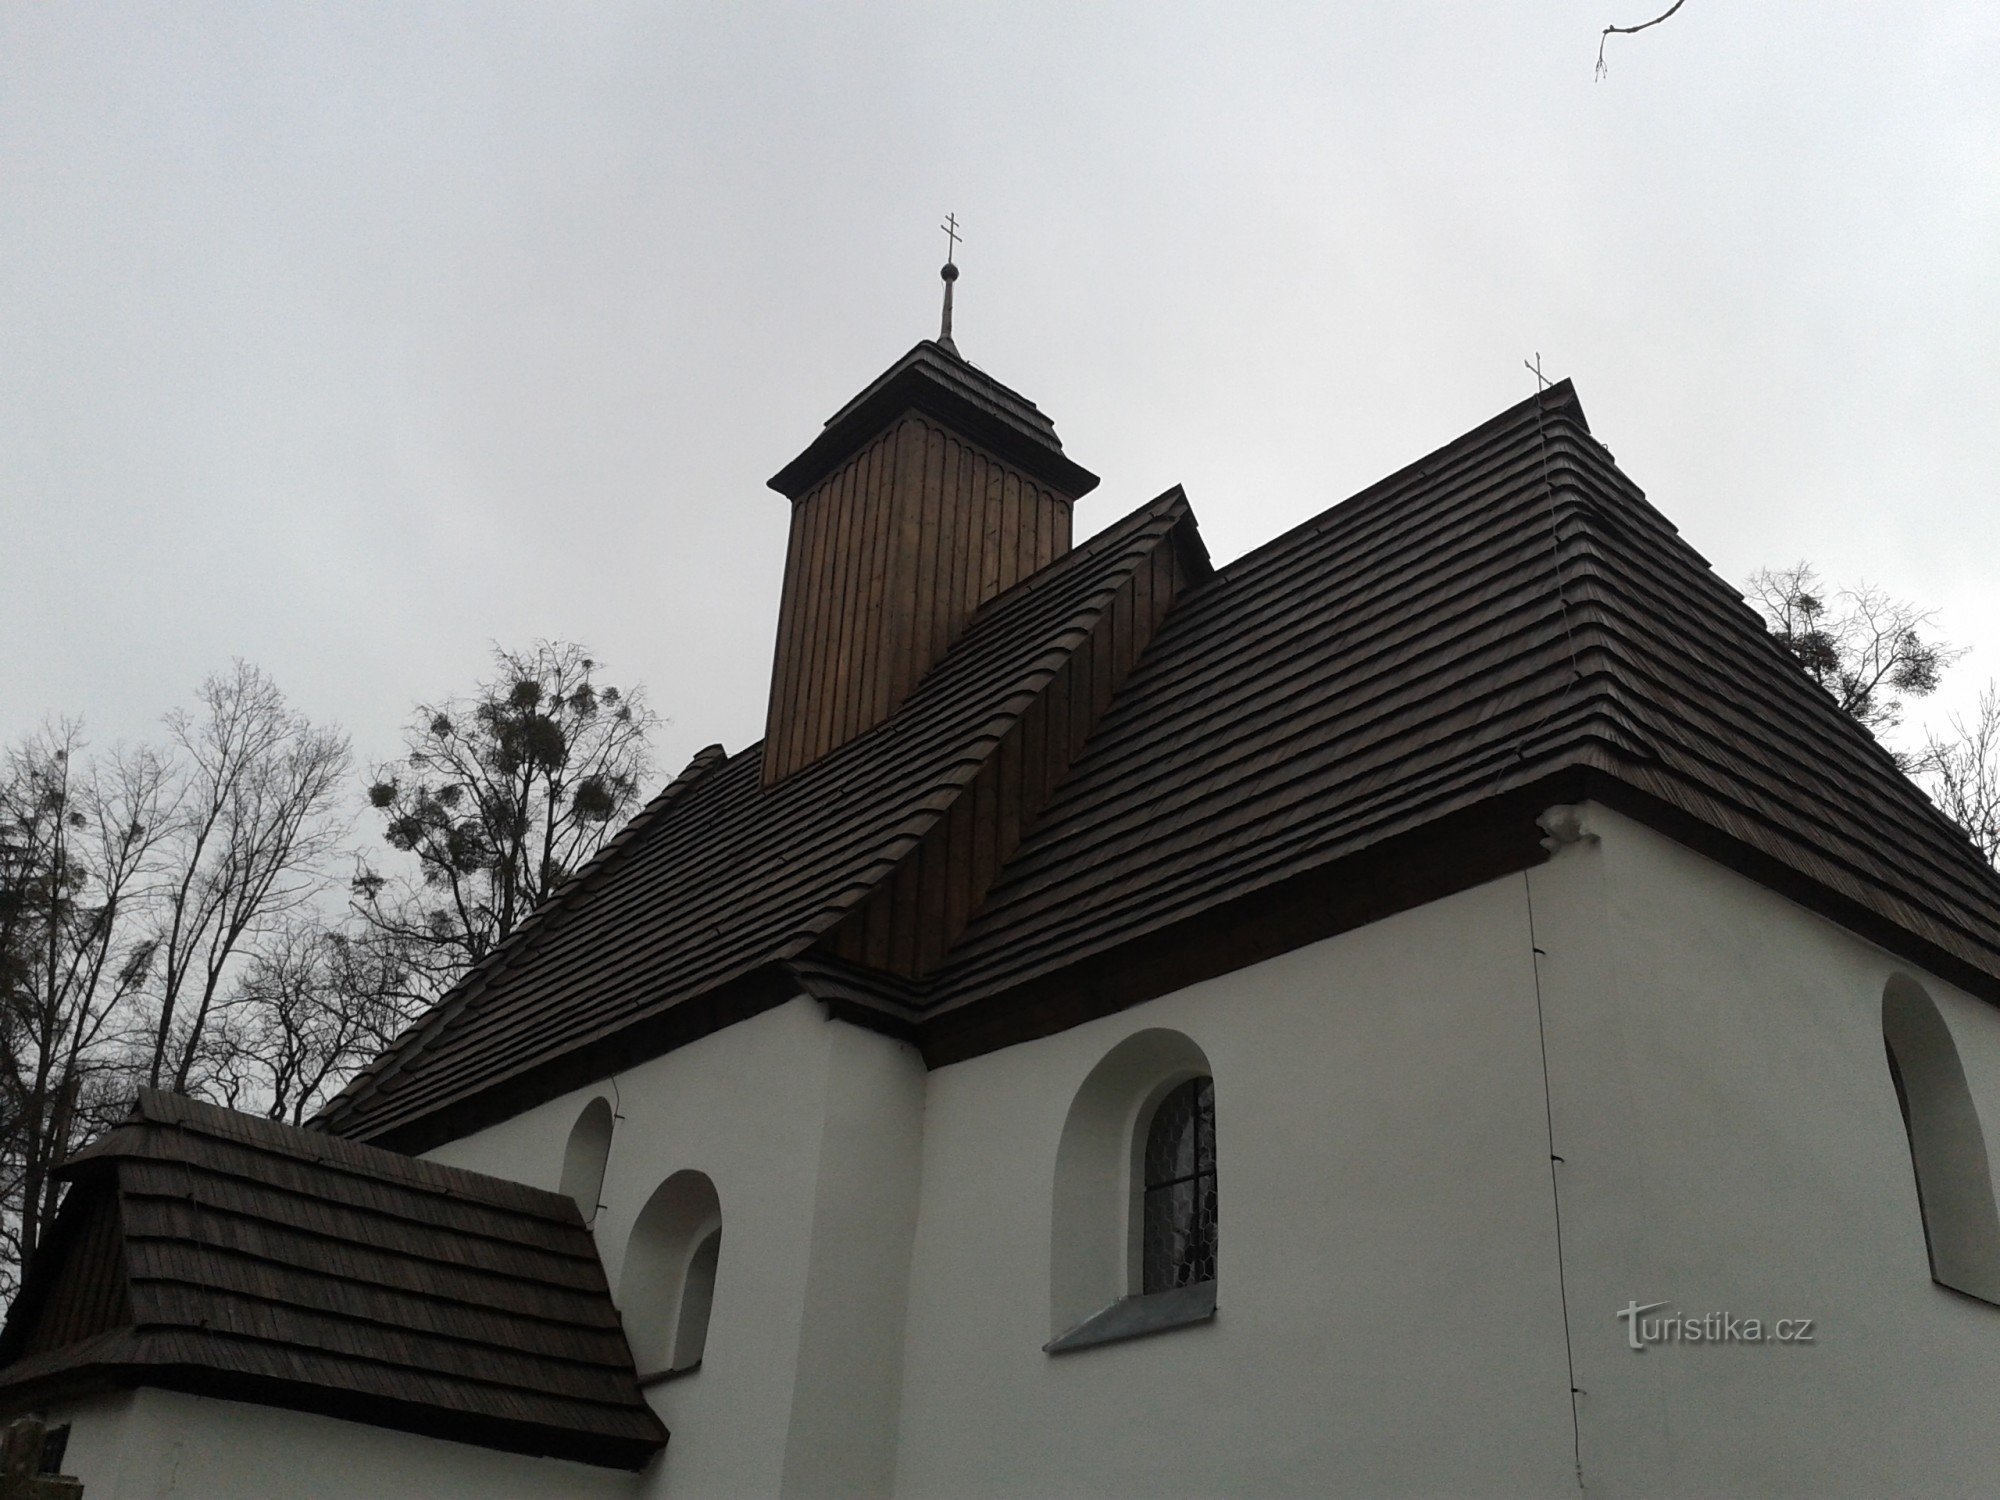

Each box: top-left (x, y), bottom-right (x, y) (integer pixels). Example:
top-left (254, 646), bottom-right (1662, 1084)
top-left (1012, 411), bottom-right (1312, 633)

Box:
top-left (919, 381), bottom-right (2000, 1056)
top-left (320, 379), bottom-right (2000, 1146)
top-left (318, 492), bottom-right (1202, 1148)
top-left (0, 1091), bottom-right (666, 1469)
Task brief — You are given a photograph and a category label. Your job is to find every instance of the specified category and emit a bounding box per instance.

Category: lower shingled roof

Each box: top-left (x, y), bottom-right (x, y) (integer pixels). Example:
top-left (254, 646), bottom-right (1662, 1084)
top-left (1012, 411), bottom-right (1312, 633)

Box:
top-left (0, 1091), bottom-right (666, 1470)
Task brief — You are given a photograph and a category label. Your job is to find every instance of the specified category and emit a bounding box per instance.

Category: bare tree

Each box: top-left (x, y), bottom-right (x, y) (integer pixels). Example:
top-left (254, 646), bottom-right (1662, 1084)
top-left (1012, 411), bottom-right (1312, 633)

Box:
top-left (0, 725), bottom-right (168, 1294)
top-left (209, 919), bottom-right (420, 1127)
top-left (1916, 686), bottom-right (2000, 865)
top-left (1746, 563), bottom-right (1962, 755)
top-left (1598, 0), bottom-right (1689, 79)
top-left (353, 642), bottom-right (658, 995)
top-left (144, 663), bottom-right (350, 1093)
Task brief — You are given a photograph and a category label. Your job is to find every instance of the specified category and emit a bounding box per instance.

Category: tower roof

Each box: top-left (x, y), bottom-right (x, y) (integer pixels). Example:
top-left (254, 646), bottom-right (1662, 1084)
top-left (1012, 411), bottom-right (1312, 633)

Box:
top-left (768, 340), bottom-right (1099, 501)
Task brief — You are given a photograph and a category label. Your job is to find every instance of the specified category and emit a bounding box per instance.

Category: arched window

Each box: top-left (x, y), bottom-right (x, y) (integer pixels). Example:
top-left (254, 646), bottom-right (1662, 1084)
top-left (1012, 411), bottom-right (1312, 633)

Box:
top-left (558, 1097), bottom-right (613, 1222)
top-left (1141, 1077), bottom-right (1218, 1294)
top-left (1883, 975), bottom-right (2000, 1305)
top-left (1048, 1029), bottom-right (1218, 1353)
top-left (621, 1170), bottom-right (723, 1377)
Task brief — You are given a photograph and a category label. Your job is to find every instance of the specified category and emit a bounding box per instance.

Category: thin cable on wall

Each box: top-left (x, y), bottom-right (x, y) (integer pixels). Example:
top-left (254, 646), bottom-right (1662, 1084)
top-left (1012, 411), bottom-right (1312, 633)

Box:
top-left (1523, 867), bottom-right (1587, 1491)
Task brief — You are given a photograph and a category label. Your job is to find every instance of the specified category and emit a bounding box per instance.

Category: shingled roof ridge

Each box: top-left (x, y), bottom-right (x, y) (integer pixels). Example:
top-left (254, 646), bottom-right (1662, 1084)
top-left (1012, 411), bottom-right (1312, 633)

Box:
top-left (684, 494), bottom-right (1195, 905)
top-left (1211, 380), bottom-right (1588, 592)
top-left (460, 501), bottom-right (1191, 1021)
top-left (979, 456), bottom-right (1640, 871)
top-left (952, 485), bottom-right (1199, 635)
top-left (1505, 430), bottom-right (2000, 995)
top-left (96, 1090), bottom-right (578, 1225)
top-left (813, 496), bottom-right (1202, 979)
top-left (1561, 437), bottom-right (1935, 786)
top-left (616, 500), bottom-right (1196, 954)
top-left (1548, 434), bottom-right (2000, 935)
top-left (94, 1093), bottom-right (568, 1218)
top-left (316, 740), bottom-right (732, 1132)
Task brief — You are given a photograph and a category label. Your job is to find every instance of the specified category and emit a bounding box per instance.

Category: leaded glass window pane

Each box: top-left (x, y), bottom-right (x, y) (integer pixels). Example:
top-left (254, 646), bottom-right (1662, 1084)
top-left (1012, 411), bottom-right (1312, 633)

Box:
top-left (1141, 1076), bottom-right (1217, 1293)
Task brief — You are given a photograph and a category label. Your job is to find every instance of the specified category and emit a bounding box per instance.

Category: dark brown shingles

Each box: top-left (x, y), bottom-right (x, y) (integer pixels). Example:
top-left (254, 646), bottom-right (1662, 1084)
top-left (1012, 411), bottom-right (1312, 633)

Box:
top-left (316, 493), bottom-right (1196, 1149)
top-left (926, 382), bottom-right (2000, 1030)
top-left (824, 503), bottom-right (1194, 979)
top-left (336, 377), bottom-right (2000, 1151)
top-left (0, 1091), bottom-right (665, 1469)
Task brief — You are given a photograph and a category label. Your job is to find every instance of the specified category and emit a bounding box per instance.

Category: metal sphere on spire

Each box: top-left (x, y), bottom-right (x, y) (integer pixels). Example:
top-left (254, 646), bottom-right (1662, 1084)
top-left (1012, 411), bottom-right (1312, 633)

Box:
top-left (937, 212), bottom-right (962, 354)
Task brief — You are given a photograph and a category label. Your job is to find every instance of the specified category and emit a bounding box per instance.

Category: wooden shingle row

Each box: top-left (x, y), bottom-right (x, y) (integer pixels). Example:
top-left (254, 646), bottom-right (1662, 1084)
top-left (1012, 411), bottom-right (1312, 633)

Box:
top-left (0, 1091), bottom-right (666, 1469)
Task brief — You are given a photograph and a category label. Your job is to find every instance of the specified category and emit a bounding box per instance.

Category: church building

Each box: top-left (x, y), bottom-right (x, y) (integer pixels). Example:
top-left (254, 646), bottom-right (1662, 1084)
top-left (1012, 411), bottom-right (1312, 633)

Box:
top-left (7, 268), bottom-right (2000, 1497)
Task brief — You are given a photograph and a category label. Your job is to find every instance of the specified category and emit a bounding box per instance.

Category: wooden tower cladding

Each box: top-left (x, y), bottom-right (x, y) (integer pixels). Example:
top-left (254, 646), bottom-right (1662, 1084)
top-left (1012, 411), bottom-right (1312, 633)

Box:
top-left (762, 341), bottom-right (1098, 784)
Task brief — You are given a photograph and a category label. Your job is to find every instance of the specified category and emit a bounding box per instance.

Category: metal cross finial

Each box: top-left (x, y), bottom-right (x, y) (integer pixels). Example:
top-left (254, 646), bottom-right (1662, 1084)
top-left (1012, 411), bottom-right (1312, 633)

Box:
top-left (1524, 352), bottom-right (1550, 392)
top-left (937, 212), bottom-right (962, 353)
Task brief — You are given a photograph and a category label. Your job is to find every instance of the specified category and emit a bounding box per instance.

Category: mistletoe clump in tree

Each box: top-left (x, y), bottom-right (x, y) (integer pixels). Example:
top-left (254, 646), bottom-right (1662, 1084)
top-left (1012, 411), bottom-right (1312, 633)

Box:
top-left (355, 642), bottom-right (660, 999)
top-left (1746, 563), bottom-right (1960, 750)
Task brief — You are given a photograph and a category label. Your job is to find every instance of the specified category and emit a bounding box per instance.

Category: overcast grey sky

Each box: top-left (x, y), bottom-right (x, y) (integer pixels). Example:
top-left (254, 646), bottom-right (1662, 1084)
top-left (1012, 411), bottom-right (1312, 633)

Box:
top-left (5, 3), bottom-right (1996, 791)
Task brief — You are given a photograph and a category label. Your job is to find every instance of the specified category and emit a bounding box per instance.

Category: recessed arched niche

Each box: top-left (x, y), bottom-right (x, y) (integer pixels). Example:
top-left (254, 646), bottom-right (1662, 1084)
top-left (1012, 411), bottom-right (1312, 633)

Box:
top-left (558, 1096), bottom-right (614, 1223)
top-left (1048, 1028), bottom-right (1217, 1352)
top-left (621, 1170), bottom-right (724, 1377)
top-left (1883, 974), bottom-right (2000, 1305)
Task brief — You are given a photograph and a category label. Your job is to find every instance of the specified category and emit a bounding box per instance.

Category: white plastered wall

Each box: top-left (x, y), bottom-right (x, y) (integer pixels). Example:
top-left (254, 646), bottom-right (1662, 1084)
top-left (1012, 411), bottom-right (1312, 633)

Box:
top-left (424, 993), bottom-right (927, 1500)
top-left (45, 1387), bottom-right (639, 1499)
top-left (891, 871), bottom-right (1579, 1499)
top-left (1524, 802), bottom-right (2000, 1498)
top-left (890, 805), bottom-right (2000, 1498)
top-left (48, 800), bottom-right (2000, 1499)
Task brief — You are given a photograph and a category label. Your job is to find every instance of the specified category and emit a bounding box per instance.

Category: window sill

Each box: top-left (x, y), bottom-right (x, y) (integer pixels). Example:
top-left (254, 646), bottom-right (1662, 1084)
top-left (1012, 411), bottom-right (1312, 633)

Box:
top-left (1043, 1282), bottom-right (1216, 1355)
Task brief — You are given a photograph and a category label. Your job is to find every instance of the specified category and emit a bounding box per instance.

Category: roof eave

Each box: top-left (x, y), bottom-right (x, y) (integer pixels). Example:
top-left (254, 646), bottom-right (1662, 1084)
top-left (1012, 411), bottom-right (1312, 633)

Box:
top-left (768, 354), bottom-right (1100, 500)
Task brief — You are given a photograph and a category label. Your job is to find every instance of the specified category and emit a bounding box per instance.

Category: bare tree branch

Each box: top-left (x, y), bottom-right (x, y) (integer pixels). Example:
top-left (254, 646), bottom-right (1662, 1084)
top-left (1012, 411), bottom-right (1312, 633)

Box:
top-left (142, 662), bottom-right (350, 1093)
top-left (1598, 0), bottom-right (1689, 79)
top-left (1914, 685), bottom-right (2000, 866)
top-left (0, 723), bottom-right (169, 1293)
top-left (1745, 563), bottom-right (1962, 760)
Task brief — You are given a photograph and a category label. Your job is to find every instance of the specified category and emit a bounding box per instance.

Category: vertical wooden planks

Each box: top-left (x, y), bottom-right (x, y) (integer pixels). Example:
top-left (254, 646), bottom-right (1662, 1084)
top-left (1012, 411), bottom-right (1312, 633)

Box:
top-left (762, 420), bottom-right (1085, 784)
top-left (926, 424), bottom-right (956, 665)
